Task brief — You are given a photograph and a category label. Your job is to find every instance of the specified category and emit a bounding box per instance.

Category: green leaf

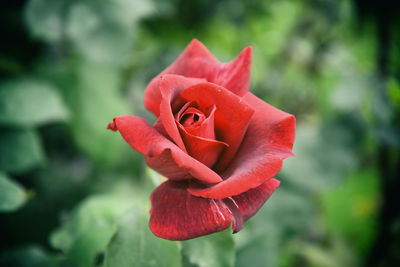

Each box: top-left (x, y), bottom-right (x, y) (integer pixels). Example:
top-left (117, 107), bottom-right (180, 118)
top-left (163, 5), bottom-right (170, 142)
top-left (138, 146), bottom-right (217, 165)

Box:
top-left (0, 129), bottom-right (44, 173)
top-left (0, 245), bottom-right (78, 267)
top-left (54, 60), bottom-right (130, 166)
top-left (65, 0), bottom-right (154, 65)
top-left (0, 79), bottom-right (69, 127)
top-left (181, 228), bottom-right (235, 267)
top-left (25, 0), bottom-right (67, 42)
top-left (50, 193), bottom-right (137, 267)
top-left (0, 172), bottom-right (26, 212)
top-left (103, 205), bottom-right (182, 267)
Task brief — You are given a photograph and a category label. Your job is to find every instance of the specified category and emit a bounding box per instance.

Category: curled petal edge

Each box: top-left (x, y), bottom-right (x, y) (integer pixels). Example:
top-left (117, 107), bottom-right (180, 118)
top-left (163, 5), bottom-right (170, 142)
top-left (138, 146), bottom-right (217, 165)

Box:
top-left (107, 115), bottom-right (223, 184)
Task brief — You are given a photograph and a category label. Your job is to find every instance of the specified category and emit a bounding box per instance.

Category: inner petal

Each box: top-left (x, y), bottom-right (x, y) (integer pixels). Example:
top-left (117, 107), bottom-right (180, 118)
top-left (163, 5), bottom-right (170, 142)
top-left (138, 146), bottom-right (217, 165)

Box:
top-left (180, 107), bottom-right (206, 127)
top-left (175, 104), bottom-right (227, 168)
top-left (180, 83), bottom-right (255, 172)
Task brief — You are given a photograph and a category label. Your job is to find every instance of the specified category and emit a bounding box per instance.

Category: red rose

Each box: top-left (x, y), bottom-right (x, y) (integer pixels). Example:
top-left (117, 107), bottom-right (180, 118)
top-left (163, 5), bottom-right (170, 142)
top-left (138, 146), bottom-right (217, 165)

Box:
top-left (107, 39), bottom-right (295, 240)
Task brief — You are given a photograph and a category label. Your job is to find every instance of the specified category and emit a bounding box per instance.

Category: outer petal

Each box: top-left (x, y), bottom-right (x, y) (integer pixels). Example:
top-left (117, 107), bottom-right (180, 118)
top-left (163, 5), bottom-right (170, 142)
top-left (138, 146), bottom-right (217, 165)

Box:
top-left (216, 46), bottom-right (252, 96)
top-left (107, 115), bottom-right (222, 184)
top-left (180, 83), bottom-right (254, 172)
top-left (149, 178), bottom-right (280, 240)
top-left (144, 74), bottom-right (205, 118)
top-left (189, 93), bottom-right (295, 198)
top-left (162, 39), bottom-right (252, 96)
top-left (144, 39), bottom-right (252, 117)
top-left (149, 180), bottom-right (233, 241)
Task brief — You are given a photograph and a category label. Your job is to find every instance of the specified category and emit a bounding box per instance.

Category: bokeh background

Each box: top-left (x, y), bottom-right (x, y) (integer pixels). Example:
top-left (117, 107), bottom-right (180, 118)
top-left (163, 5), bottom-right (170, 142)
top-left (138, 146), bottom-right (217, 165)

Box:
top-left (1, 0), bottom-right (399, 266)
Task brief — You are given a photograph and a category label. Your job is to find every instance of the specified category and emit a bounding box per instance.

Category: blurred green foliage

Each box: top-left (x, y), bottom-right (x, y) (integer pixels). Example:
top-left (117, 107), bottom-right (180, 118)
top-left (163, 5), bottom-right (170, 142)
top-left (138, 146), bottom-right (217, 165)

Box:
top-left (103, 204), bottom-right (182, 267)
top-left (0, 129), bottom-right (44, 173)
top-left (0, 79), bottom-right (68, 127)
top-left (0, 172), bottom-right (27, 212)
top-left (181, 228), bottom-right (235, 267)
top-left (1, 0), bottom-right (399, 266)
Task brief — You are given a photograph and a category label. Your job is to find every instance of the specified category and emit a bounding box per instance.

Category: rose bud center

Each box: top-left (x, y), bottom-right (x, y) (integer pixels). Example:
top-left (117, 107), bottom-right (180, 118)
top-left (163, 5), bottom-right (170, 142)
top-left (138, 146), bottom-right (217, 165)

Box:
top-left (180, 107), bottom-right (205, 128)
top-left (175, 102), bottom-right (228, 168)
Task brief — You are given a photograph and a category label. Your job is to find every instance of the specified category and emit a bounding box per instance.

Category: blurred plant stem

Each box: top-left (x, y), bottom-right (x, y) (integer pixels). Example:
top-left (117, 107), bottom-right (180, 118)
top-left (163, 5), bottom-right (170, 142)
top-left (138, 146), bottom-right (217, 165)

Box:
top-left (355, 0), bottom-right (400, 265)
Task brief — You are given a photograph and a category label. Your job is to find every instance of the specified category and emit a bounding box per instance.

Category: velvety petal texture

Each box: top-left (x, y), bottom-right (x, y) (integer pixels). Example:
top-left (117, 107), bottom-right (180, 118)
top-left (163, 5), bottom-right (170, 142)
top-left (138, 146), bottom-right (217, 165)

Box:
top-left (149, 180), bottom-right (232, 241)
top-left (107, 39), bottom-right (296, 241)
top-left (149, 178), bottom-right (280, 240)
top-left (189, 92), bottom-right (295, 199)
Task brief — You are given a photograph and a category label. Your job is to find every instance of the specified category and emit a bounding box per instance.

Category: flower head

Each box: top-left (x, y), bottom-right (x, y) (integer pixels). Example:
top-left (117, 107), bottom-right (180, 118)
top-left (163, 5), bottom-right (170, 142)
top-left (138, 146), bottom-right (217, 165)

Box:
top-left (107, 39), bottom-right (295, 240)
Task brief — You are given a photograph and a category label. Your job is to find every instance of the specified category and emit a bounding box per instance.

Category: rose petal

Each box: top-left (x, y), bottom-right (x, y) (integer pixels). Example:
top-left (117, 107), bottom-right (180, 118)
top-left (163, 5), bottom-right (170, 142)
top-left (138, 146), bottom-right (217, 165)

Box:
top-left (143, 75), bottom-right (162, 117)
top-left (162, 39), bottom-right (252, 96)
top-left (180, 83), bottom-right (255, 172)
top-left (180, 105), bottom-right (216, 138)
top-left (149, 178), bottom-right (280, 240)
top-left (159, 75), bottom-right (207, 152)
top-left (107, 115), bottom-right (222, 184)
top-left (177, 122), bottom-right (228, 168)
top-left (149, 180), bottom-right (233, 241)
top-left (144, 74), bottom-right (205, 117)
top-left (188, 93), bottom-right (295, 198)
top-left (179, 107), bottom-right (205, 127)
top-left (144, 39), bottom-right (252, 117)
top-left (216, 45), bottom-right (252, 96)
top-left (174, 104), bottom-right (227, 168)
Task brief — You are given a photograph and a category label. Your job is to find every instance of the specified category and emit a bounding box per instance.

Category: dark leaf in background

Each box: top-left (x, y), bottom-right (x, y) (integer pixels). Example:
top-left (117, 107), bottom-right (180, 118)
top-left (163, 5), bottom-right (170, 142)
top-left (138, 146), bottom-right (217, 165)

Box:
top-left (0, 245), bottom-right (78, 267)
top-left (0, 128), bottom-right (44, 174)
top-left (51, 60), bottom-right (131, 166)
top-left (0, 79), bottom-right (69, 127)
top-left (0, 172), bottom-right (26, 212)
